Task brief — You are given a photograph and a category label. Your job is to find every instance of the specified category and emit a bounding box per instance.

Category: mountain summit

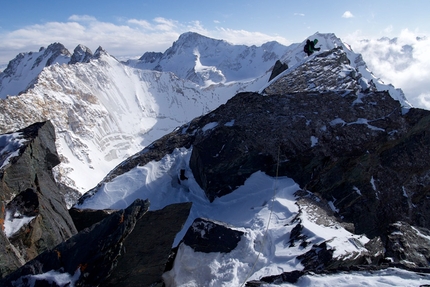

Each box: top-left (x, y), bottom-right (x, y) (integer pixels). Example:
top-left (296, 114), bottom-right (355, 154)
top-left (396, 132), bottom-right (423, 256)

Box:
top-left (125, 31), bottom-right (288, 86)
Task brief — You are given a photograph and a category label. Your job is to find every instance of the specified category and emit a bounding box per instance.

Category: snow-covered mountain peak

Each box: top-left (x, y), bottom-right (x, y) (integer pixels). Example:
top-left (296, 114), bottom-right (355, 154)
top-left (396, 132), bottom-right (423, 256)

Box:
top-left (93, 46), bottom-right (109, 59)
top-left (126, 32), bottom-right (288, 86)
top-left (265, 32), bottom-right (411, 108)
top-left (70, 44), bottom-right (93, 64)
top-left (0, 42), bottom-right (71, 98)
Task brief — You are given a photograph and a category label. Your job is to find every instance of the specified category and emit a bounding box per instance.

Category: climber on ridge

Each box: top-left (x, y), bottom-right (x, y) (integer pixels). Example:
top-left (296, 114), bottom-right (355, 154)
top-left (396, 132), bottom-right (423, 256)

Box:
top-left (304, 39), bottom-right (321, 56)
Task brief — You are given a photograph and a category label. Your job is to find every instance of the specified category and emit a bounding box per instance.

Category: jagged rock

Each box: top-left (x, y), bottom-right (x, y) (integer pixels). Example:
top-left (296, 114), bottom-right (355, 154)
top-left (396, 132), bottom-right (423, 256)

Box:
top-left (102, 202), bottom-right (192, 286)
top-left (0, 200), bottom-right (192, 287)
top-left (69, 207), bottom-right (115, 232)
top-left (0, 121), bottom-right (77, 278)
top-left (263, 47), bottom-right (371, 94)
top-left (182, 218), bottom-right (244, 253)
top-left (69, 44), bottom-right (93, 64)
top-left (0, 199), bottom-right (149, 286)
top-left (268, 59), bottom-right (288, 82)
top-left (385, 221), bottom-right (430, 268)
top-left (246, 270), bottom-right (304, 286)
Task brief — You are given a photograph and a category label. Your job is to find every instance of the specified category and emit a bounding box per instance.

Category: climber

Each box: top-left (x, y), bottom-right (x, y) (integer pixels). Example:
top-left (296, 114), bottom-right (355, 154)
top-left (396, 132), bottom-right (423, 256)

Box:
top-left (304, 39), bottom-right (321, 56)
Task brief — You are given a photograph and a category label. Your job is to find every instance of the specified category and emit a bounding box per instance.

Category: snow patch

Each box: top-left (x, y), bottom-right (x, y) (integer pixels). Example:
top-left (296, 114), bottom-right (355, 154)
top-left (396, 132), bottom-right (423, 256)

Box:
top-left (310, 136), bottom-right (318, 147)
top-left (202, 122), bottom-right (218, 132)
top-left (0, 132), bottom-right (26, 169)
top-left (224, 120), bottom-right (235, 127)
top-left (3, 210), bottom-right (36, 238)
top-left (11, 268), bottom-right (81, 287)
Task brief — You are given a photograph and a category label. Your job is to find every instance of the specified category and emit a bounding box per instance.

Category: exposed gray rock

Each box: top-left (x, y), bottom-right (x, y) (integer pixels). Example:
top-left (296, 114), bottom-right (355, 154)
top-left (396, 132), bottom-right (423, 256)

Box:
top-left (0, 199), bottom-right (150, 286)
top-left (69, 44), bottom-right (93, 64)
top-left (385, 221), bottom-right (430, 268)
top-left (0, 121), bottom-right (77, 278)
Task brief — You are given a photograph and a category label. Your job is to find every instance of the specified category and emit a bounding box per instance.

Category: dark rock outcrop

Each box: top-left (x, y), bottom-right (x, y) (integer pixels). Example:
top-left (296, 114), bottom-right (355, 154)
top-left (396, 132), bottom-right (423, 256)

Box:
top-left (268, 59), bottom-right (288, 82)
top-left (182, 218), bottom-right (244, 253)
top-left (103, 202), bottom-right (192, 286)
top-left (1, 200), bottom-right (192, 287)
top-left (246, 270), bottom-right (304, 286)
top-left (81, 86), bottom-right (430, 267)
top-left (0, 121), bottom-right (77, 278)
top-left (69, 44), bottom-right (93, 64)
top-left (69, 207), bottom-right (115, 232)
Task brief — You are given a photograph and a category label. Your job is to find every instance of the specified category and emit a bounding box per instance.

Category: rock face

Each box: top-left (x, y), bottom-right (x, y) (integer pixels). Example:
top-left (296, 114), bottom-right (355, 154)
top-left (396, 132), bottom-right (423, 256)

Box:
top-left (0, 199), bottom-right (192, 287)
top-left (103, 202), bottom-right (192, 286)
top-left (182, 218), bottom-right (244, 253)
top-left (385, 221), bottom-right (430, 268)
top-left (268, 59), bottom-right (288, 82)
top-left (0, 121), bottom-right (77, 278)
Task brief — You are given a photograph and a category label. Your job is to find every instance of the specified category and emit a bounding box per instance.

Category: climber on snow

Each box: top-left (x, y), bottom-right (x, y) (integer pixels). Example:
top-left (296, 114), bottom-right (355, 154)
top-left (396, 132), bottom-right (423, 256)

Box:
top-left (304, 39), bottom-right (321, 56)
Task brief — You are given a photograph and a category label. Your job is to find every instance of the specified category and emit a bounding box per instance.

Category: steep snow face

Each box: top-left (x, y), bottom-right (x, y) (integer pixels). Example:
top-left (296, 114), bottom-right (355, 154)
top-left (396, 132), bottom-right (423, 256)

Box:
top-left (0, 43), bottom-right (71, 99)
top-left (126, 32), bottom-right (288, 86)
top-left (0, 50), bottom-right (257, 192)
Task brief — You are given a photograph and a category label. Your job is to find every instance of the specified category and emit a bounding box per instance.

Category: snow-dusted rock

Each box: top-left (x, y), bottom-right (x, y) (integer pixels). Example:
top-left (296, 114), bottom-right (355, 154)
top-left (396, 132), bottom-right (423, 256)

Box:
top-left (0, 121), bottom-right (77, 277)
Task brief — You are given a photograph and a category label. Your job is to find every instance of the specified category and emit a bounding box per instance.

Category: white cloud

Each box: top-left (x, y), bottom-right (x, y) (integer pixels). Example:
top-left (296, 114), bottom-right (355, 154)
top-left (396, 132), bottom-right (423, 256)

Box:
top-left (127, 19), bottom-right (153, 30)
top-left (345, 29), bottom-right (430, 109)
top-left (212, 28), bottom-right (290, 46)
top-left (383, 25), bottom-right (393, 34)
top-left (294, 13), bottom-right (305, 17)
top-left (342, 11), bottom-right (354, 18)
top-left (0, 15), bottom-right (290, 66)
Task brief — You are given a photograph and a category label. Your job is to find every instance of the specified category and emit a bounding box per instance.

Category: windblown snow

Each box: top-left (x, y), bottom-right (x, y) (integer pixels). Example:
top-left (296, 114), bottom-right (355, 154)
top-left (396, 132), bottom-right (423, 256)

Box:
top-left (77, 148), bottom-right (430, 286)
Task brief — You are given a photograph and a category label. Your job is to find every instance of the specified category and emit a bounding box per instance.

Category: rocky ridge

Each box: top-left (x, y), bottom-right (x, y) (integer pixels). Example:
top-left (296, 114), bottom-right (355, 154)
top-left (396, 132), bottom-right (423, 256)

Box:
top-left (78, 46), bottom-right (430, 284)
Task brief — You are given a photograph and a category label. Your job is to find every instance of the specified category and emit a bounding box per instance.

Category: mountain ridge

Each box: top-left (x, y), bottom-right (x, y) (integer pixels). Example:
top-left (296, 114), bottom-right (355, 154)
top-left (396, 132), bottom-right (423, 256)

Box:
top-left (1, 32), bottom-right (430, 286)
top-left (0, 32), bottom-right (411, 196)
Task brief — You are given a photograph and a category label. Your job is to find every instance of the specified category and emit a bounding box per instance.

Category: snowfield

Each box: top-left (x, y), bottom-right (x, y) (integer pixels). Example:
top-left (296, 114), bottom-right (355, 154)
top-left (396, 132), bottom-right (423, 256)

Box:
top-left (77, 148), bottom-right (430, 286)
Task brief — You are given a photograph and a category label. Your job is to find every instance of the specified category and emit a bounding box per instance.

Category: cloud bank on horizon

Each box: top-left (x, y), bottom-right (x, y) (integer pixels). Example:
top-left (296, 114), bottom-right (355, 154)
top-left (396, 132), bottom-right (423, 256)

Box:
top-left (0, 13), bottom-right (429, 110)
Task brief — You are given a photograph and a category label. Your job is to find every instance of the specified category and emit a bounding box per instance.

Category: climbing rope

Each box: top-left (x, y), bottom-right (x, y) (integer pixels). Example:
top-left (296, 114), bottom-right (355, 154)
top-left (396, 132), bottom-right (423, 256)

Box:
top-left (239, 146), bottom-right (280, 287)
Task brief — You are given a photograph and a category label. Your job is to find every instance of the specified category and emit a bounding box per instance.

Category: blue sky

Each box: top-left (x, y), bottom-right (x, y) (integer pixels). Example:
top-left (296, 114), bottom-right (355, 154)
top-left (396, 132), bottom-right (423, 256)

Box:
top-left (1, 0), bottom-right (430, 108)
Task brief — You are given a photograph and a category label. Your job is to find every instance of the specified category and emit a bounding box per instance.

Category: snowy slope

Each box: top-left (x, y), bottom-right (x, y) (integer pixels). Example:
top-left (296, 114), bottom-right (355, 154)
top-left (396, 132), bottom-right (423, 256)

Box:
top-left (0, 43), bottom-right (71, 98)
top-left (0, 46), bottom-right (263, 193)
